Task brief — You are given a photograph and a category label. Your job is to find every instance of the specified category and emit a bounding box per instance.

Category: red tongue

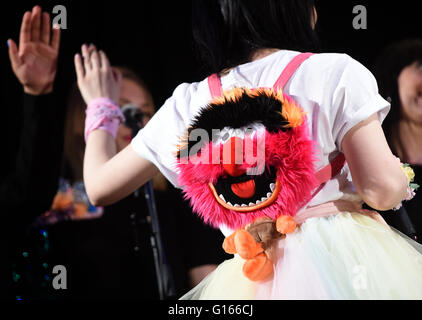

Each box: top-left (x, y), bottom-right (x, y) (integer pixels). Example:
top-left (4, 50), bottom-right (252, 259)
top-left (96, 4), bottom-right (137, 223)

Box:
top-left (231, 180), bottom-right (256, 199)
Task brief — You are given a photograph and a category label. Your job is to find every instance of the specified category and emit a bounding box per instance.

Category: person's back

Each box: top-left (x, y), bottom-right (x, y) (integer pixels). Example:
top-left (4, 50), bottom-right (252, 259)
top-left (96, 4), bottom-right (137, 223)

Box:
top-left (133, 49), bottom-right (395, 216)
top-left (74, 0), bottom-right (422, 300)
top-left (80, 0), bottom-right (407, 212)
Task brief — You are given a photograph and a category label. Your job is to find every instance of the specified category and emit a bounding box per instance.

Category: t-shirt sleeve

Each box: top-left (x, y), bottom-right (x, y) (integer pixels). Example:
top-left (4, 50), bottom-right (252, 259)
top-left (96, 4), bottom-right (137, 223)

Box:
top-left (130, 82), bottom-right (197, 188)
top-left (328, 55), bottom-right (391, 152)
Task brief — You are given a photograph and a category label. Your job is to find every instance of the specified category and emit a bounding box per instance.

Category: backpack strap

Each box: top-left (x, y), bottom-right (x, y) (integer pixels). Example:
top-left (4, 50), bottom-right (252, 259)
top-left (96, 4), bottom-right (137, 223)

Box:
top-left (273, 52), bottom-right (346, 186)
top-left (208, 73), bottom-right (223, 99)
top-left (306, 152), bottom-right (346, 206)
top-left (208, 52), bottom-right (315, 97)
top-left (273, 52), bottom-right (314, 91)
top-left (207, 53), bottom-right (346, 186)
top-left (315, 153), bottom-right (346, 185)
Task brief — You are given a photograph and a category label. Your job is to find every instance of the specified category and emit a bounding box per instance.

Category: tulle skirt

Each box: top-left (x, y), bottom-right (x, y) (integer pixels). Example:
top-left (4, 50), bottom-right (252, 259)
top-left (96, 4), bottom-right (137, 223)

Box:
top-left (181, 211), bottom-right (422, 300)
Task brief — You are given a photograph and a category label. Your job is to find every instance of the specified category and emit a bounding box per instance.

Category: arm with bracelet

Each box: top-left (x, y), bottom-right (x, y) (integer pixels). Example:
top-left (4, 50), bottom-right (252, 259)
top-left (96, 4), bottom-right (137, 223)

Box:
top-left (75, 45), bottom-right (158, 206)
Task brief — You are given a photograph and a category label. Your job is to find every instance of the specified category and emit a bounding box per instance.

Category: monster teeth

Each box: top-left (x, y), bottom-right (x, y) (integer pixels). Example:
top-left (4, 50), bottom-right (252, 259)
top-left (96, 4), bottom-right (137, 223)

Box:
top-left (256, 200), bottom-right (261, 204)
top-left (234, 204), bottom-right (240, 207)
top-left (219, 194), bottom-right (226, 202)
top-left (248, 202), bottom-right (255, 206)
top-left (227, 202), bottom-right (233, 206)
top-left (241, 204), bottom-right (248, 207)
top-left (261, 197), bottom-right (267, 202)
top-left (267, 192), bottom-right (272, 198)
top-left (270, 183), bottom-right (275, 192)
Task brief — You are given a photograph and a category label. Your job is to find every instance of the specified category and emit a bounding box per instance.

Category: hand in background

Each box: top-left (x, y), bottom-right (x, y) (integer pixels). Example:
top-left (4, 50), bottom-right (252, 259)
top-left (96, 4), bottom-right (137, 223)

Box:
top-left (7, 6), bottom-right (61, 95)
top-left (74, 44), bottom-right (121, 105)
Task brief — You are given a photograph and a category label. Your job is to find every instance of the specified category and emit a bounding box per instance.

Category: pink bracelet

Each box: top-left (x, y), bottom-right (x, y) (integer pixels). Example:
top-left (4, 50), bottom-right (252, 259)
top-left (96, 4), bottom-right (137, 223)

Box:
top-left (84, 97), bottom-right (125, 142)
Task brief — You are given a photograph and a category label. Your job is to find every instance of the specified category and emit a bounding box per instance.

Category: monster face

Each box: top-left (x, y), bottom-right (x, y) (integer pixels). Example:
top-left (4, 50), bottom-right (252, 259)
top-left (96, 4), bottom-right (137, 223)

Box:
top-left (177, 88), bottom-right (318, 230)
top-left (207, 125), bottom-right (282, 212)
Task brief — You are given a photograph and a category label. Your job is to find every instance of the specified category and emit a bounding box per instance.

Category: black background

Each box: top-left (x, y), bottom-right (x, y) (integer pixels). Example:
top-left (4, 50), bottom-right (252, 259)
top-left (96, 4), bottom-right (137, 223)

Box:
top-left (1, 0), bottom-right (421, 109)
top-left (1, 0), bottom-right (422, 309)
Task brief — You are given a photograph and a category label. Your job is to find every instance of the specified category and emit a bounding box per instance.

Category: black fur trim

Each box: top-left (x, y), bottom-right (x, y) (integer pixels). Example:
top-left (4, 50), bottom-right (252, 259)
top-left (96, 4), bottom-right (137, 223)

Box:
top-left (178, 90), bottom-right (289, 158)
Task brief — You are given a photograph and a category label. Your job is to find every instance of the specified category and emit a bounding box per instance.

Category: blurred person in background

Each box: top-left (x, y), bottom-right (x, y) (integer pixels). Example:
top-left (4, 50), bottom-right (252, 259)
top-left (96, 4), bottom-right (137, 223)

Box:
top-left (40, 58), bottom-right (229, 300)
top-left (372, 39), bottom-right (422, 243)
top-left (1, 5), bottom-right (62, 301)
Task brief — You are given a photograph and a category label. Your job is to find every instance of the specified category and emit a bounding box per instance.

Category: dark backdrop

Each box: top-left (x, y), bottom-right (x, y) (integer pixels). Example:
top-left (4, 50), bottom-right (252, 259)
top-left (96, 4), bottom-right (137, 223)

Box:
top-left (1, 0), bottom-right (421, 304)
top-left (1, 0), bottom-right (421, 110)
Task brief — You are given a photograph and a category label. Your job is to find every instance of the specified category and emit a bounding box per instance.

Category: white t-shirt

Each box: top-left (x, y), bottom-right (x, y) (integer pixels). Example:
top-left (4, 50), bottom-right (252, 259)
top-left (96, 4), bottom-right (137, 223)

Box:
top-left (131, 49), bottom-right (390, 227)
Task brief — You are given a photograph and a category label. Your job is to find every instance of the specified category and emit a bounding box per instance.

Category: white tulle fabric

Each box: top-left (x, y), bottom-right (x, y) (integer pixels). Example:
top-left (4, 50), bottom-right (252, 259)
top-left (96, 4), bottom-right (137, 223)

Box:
top-left (181, 210), bottom-right (422, 300)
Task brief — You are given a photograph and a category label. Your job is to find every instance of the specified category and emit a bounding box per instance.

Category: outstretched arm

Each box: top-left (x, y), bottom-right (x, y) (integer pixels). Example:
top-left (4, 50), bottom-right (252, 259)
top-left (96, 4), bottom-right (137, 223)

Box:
top-left (75, 46), bottom-right (158, 206)
top-left (84, 131), bottom-right (158, 205)
top-left (1, 6), bottom-right (62, 217)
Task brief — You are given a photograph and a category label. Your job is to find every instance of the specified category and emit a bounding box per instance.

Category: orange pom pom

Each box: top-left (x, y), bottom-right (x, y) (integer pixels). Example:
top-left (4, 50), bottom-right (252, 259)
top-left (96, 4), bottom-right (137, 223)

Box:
top-left (234, 229), bottom-right (259, 259)
top-left (222, 231), bottom-right (238, 254)
top-left (242, 253), bottom-right (273, 282)
top-left (276, 215), bottom-right (297, 234)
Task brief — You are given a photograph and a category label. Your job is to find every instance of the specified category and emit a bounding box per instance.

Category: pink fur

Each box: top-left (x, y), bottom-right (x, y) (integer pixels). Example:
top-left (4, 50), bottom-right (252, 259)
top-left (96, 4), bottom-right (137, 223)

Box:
top-left (177, 95), bottom-right (319, 230)
top-left (177, 119), bottom-right (319, 230)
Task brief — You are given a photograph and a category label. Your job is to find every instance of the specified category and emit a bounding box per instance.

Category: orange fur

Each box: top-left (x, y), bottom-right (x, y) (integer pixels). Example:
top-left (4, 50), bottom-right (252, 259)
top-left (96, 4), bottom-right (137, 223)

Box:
top-left (177, 87), bottom-right (307, 158)
top-left (210, 87), bottom-right (306, 129)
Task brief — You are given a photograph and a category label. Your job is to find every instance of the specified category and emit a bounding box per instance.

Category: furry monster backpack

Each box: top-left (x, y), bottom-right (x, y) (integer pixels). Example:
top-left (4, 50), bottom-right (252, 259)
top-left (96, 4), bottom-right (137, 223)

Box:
top-left (177, 53), bottom-right (345, 281)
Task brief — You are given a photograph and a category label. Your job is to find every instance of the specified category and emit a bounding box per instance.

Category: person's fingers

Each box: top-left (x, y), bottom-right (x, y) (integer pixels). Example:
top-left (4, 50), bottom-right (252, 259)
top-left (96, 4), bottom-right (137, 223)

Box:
top-left (19, 11), bottom-right (32, 45)
top-left (99, 50), bottom-right (117, 81)
top-left (88, 43), bottom-right (96, 52)
top-left (91, 49), bottom-right (101, 70)
top-left (111, 68), bottom-right (122, 88)
top-left (114, 69), bottom-right (122, 84)
top-left (41, 12), bottom-right (50, 45)
top-left (30, 6), bottom-right (42, 41)
top-left (81, 44), bottom-right (92, 71)
top-left (87, 44), bottom-right (97, 61)
top-left (113, 69), bottom-right (122, 102)
top-left (7, 39), bottom-right (22, 70)
top-left (81, 44), bottom-right (88, 57)
top-left (99, 50), bottom-right (111, 71)
top-left (51, 24), bottom-right (61, 50)
top-left (74, 53), bottom-right (85, 79)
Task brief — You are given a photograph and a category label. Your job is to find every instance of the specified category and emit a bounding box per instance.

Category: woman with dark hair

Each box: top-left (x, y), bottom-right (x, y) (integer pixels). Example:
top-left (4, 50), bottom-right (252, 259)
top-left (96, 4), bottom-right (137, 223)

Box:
top-left (372, 39), bottom-right (422, 242)
top-left (74, 0), bottom-right (422, 299)
top-left (191, 0), bottom-right (319, 75)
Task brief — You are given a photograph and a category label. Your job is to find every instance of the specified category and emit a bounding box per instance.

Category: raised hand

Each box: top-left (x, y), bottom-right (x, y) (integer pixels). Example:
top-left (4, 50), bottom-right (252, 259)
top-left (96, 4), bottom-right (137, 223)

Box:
top-left (7, 6), bottom-right (61, 95)
top-left (74, 44), bottom-right (121, 105)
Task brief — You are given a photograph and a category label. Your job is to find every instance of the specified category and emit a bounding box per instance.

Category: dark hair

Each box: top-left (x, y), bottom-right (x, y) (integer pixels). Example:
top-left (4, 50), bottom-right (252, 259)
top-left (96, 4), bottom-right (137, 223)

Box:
top-left (192, 0), bottom-right (319, 74)
top-left (372, 39), bottom-right (422, 162)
